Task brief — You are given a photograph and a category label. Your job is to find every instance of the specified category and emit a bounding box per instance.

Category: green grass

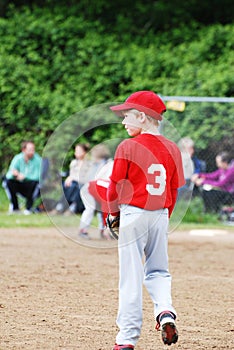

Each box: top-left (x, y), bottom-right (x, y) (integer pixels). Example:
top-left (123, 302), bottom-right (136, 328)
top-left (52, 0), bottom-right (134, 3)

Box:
top-left (0, 186), bottom-right (232, 230)
top-left (0, 212), bottom-right (231, 230)
top-left (0, 212), bottom-right (85, 228)
top-left (0, 212), bottom-right (53, 227)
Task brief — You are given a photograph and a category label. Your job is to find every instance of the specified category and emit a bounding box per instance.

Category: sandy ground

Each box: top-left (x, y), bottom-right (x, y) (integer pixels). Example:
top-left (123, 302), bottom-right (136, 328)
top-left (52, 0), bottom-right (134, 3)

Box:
top-left (0, 225), bottom-right (234, 350)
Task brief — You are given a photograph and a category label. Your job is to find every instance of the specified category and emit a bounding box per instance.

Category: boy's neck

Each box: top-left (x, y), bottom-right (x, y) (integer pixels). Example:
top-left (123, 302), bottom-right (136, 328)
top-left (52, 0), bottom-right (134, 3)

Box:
top-left (141, 129), bottom-right (160, 136)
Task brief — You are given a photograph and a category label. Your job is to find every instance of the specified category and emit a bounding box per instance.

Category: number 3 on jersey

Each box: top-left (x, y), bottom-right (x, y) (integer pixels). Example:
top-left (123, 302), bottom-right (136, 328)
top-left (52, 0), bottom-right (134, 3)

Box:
top-left (146, 164), bottom-right (166, 195)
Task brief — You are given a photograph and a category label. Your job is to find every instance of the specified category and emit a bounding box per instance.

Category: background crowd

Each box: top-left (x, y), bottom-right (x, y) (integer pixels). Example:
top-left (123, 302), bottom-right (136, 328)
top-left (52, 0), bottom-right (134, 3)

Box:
top-left (2, 137), bottom-right (234, 230)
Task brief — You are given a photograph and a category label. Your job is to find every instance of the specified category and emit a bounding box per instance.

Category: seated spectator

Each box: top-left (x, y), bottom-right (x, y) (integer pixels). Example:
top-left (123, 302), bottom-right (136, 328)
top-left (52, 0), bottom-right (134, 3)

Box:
top-left (177, 137), bottom-right (205, 199)
top-left (4, 140), bottom-right (42, 215)
top-left (191, 151), bottom-right (234, 213)
top-left (54, 143), bottom-right (112, 216)
top-left (54, 143), bottom-right (91, 214)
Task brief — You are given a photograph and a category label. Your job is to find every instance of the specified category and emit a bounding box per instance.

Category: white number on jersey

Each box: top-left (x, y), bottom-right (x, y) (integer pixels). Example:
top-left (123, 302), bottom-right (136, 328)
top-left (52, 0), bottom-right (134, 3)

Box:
top-left (146, 164), bottom-right (166, 195)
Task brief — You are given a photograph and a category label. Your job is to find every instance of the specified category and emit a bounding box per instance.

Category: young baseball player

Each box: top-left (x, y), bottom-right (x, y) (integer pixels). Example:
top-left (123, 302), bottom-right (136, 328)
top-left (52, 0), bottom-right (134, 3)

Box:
top-left (107, 91), bottom-right (185, 349)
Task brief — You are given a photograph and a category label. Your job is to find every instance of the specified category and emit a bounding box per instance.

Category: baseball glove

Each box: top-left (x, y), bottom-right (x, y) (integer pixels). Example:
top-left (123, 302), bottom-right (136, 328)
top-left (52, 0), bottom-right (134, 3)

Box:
top-left (106, 214), bottom-right (120, 240)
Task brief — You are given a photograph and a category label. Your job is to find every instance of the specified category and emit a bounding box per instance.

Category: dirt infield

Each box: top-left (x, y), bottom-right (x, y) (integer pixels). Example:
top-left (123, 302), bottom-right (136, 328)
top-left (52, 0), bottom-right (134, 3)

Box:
top-left (0, 226), bottom-right (233, 349)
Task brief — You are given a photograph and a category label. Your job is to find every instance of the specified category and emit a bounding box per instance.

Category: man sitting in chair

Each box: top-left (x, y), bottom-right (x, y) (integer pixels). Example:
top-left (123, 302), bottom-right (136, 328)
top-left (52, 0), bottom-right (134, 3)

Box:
top-left (4, 140), bottom-right (42, 215)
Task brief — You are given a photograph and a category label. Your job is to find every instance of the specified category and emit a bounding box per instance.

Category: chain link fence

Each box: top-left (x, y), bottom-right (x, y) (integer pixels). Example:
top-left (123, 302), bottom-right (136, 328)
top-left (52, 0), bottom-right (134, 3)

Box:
top-left (162, 96), bottom-right (234, 222)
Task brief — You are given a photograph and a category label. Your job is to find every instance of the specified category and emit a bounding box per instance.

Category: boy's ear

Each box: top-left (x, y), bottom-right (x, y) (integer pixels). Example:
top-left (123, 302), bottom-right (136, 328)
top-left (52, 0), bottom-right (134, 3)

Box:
top-left (139, 112), bottom-right (146, 122)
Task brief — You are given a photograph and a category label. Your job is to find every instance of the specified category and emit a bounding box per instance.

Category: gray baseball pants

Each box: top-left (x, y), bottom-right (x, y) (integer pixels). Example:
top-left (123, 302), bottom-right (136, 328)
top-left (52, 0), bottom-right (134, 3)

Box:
top-left (116, 205), bottom-right (176, 346)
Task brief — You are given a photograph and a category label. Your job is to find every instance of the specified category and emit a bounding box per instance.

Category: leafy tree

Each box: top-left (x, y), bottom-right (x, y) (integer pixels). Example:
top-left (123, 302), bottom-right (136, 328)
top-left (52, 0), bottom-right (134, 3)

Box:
top-left (0, 3), bottom-right (233, 174)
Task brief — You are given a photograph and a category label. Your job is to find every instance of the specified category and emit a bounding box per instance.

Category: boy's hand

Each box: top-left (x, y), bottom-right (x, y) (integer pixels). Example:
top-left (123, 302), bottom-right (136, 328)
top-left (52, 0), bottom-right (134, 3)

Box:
top-left (106, 214), bottom-right (120, 240)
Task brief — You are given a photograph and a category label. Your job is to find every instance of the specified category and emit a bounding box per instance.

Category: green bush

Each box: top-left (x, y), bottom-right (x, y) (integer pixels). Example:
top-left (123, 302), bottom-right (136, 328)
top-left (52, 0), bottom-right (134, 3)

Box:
top-left (0, 4), bottom-right (234, 174)
top-left (0, 186), bottom-right (8, 212)
top-left (181, 197), bottom-right (219, 224)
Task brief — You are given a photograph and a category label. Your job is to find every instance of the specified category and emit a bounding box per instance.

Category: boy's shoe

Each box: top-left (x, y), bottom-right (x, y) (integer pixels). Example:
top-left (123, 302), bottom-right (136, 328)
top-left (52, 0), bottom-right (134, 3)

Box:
top-left (78, 231), bottom-right (90, 240)
top-left (156, 311), bottom-right (178, 346)
top-left (113, 345), bottom-right (134, 350)
top-left (161, 322), bottom-right (178, 345)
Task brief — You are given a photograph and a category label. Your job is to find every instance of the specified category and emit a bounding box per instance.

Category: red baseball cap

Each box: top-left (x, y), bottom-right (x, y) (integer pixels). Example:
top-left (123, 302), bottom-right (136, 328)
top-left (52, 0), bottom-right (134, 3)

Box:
top-left (110, 90), bottom-right (166, 121)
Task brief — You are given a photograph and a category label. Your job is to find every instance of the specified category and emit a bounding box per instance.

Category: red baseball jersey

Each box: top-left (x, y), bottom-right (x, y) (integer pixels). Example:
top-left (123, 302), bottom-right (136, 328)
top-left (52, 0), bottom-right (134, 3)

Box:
top-left (107, 134), bottom-right (185, 216)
